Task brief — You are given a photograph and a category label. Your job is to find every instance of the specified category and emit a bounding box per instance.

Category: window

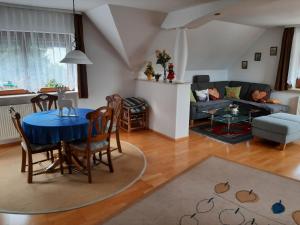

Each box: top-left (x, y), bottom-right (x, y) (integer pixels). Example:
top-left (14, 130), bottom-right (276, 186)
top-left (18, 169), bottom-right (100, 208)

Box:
top-left (0, 30), bottom-right (77, 93)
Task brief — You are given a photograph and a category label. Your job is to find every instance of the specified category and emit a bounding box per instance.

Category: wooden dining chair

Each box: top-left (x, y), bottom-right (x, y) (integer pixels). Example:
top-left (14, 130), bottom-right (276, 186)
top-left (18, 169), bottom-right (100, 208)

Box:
top-left (31, 93), bottom-right (58, 161)
top-left (31, 93), bottom-right (58, 113)
top-left (106, 94), bottom-right (123, 153)
top-left (67, 106), bottom-right (114, 183)
top-left (9, 107), bottom-right (64, 183)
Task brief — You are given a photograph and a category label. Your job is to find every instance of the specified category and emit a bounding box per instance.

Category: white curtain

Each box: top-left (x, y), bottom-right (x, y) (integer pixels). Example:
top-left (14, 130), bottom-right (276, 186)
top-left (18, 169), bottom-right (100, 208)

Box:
top-left (0, 31), bottom-right (77, 92)
top-left (288, 27), bottom-right (300, 88)
top-left (0, 5), bottom-right (77, 92)
top-left (0, 4), bottom-right (74, 34)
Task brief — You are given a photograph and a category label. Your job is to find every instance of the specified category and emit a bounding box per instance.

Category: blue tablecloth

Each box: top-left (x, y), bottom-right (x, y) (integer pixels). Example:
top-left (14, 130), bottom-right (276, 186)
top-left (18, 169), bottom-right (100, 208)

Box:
top-left (23, 108), bottom-right (93, 145)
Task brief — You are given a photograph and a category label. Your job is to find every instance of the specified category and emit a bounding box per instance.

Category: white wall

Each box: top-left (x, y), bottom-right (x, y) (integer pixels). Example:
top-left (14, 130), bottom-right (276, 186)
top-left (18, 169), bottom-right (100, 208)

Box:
top-left (135, 80), bottom-right (190, 139)
top-left (228, 27), bottom-right (283, 86)
top-left (187, 20), bottom-right (265, 70)
top-left (78, 16), bottom-right (136, 109)
top-left (185, 70), bottom-right (228, 82)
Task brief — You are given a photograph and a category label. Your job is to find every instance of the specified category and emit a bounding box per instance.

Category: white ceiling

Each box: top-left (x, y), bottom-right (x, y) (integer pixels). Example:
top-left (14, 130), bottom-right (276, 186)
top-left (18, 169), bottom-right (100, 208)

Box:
top-left (217, 0), bottom-right (300, 27)
top-left (0, 0), bottom-right (214, 12)
top-left (1, 0), bottom-right (300, 27)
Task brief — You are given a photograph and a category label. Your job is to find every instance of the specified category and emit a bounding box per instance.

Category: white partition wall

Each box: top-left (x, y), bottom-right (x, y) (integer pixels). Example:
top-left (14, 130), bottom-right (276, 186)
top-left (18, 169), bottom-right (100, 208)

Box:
top-left (135, 80), bottom-right (190, 140)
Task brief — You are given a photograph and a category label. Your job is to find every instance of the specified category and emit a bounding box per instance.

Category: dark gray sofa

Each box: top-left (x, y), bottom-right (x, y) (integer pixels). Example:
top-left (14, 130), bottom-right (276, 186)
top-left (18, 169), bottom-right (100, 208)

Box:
top-left (190, 75), bottom-right (289, 121)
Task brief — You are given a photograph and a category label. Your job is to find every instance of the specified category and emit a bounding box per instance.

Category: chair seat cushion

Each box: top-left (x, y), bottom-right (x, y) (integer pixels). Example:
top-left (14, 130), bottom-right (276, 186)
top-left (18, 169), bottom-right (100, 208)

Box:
top-left (21, 141), bottom-right (58, 153)
top-left (69, 140), bottom-right (109, 152)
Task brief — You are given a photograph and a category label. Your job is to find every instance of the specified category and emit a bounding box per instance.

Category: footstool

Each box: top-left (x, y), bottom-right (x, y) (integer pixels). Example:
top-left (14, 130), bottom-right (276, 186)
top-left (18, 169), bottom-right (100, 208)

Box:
top-left (252, 113), bottom-right (300, 150)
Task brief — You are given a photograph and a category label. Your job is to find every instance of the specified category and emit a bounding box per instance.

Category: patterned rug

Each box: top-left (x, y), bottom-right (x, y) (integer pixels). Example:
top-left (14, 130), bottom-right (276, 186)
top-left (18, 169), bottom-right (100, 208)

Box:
top-left (103, 157), bottom-right (300, 225)
top-left (191, 122), bottom-right (252, 144)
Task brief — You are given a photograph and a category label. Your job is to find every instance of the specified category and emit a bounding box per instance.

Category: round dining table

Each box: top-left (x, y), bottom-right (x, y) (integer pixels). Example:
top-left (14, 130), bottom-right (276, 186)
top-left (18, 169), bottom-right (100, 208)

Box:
top-left (23, 108), bottom-right (93, 145)
top-left (22, 108), bottom-right (93, 172)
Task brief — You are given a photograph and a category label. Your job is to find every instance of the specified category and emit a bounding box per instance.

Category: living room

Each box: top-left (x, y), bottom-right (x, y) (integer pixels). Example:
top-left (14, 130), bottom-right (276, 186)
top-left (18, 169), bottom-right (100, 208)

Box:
top-left (0, 0), bottom-right (300, 225)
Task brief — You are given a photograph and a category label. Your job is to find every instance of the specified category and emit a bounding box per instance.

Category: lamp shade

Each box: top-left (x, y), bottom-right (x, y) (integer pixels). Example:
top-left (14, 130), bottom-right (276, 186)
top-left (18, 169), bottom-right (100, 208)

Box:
top-left (60, 50), bottom-right (93, 64)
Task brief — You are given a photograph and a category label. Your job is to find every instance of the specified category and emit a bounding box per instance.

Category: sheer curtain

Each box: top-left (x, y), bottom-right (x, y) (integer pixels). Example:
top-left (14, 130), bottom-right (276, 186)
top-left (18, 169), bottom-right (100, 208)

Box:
top-left (288, 27), bottom-right (300, 88)
top-left (0, 5), bottom-right (77, 92)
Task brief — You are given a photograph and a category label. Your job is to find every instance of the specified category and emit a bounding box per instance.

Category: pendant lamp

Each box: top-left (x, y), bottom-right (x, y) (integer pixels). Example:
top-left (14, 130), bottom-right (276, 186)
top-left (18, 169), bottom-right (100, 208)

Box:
top-left (60, 0), bottom-right (92, 64)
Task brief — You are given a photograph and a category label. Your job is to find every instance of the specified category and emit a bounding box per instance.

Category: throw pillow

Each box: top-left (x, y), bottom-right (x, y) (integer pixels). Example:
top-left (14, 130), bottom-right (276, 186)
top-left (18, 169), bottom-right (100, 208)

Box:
top-left (190, 90), bottom-right (196, 103)
top-left (195, 89), bottom-right (209, 102)
top-left (266, 98), bottom-right (281, 104)
top-left (251, 90), bottom-right (267, 103)
top-left (208, 88), bottom-right (220, 101)
top-left (225, 86), bottom-right (241, 99)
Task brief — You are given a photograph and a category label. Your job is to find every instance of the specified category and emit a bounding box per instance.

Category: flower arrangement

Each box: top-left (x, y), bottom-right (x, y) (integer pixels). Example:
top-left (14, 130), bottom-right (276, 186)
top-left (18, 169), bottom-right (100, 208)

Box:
top-left (144, 62), bottom-right (155, 80)
top-left (155, 50), bottom-right (171, 81)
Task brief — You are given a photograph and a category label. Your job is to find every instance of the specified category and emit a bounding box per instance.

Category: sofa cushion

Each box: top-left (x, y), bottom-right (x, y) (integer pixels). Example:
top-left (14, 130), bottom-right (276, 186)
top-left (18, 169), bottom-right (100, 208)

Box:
top-left (193, 75), bottom-right (210, 83)
top-left (193, 99), bottom-right (232, 113)
top-left (191, 82), bottom-right (214, 91)
top-left (252, 114), bottom-right (300, 135)
top-left (190, 90), bottom-right (196, 103)
top-left (251, 90), bottom-right (268, 103)
top-left (208, 88), bottom-right (220, 100)
top-left (246, 83), bottom-right (271, 100)
top-left (213, 81), bottom-right (229, 98)
top-left (229, 81), bottom-right (251, 100)
top-left (269, 113), bottom-right (300, 123)
top-left (225, 86), bottom-right (241, 99)
top-left (230, 98), bottom-right (289, 113)
top-left (195, 89), bottom-right (209, 102)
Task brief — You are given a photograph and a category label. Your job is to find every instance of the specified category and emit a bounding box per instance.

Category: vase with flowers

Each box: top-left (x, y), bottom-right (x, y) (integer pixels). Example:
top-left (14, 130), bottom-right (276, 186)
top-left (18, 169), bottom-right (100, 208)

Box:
top-left (156, 50), bottom-right (171, 82)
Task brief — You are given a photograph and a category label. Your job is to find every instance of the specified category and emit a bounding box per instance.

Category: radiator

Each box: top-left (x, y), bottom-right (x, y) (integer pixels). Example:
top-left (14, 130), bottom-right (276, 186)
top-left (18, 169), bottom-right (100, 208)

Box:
top-left (0, 104), bottom-right (33, 143)
top-left (297, 97), bottom-right (300, 115)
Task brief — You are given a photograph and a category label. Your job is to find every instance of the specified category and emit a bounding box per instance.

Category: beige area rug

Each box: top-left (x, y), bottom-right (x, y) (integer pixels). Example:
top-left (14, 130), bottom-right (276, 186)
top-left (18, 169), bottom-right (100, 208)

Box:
top-left (104, 157), bottom-right (300, 225)
top-left (0, 140), bottom-right (146, 214)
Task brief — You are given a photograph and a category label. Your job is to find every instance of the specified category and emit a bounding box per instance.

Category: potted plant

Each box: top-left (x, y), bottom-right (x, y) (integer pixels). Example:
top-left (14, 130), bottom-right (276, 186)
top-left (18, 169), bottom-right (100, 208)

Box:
top-left (0, 81), bottom-right (30, 96)
top-left (144, 62), bottom-right (155, 80)
top-left (40, 79), bottom-right (69, 93)
top-left (155, 50), bottom-right (171, 81)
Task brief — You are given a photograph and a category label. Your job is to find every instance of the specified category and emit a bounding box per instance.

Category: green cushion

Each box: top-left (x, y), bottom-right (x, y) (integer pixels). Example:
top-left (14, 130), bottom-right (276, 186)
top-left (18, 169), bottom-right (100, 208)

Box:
top-left (190, 90), bottom-right (196, 103)
top-left (225, 86), bottom-right (241, 99)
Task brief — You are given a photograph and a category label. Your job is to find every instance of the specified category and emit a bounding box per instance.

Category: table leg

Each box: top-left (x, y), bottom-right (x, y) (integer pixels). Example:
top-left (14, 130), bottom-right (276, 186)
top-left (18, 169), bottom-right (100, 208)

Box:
top-left (226, 118), bottom-right (231, 136)
top-left (210, 114), bottom-right (214, 130)
top-left (44, 141), bottom-right (68, 173)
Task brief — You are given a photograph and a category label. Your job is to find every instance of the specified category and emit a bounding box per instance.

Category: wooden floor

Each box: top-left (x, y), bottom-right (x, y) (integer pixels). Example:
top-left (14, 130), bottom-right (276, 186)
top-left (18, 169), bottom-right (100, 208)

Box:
top-left (1, 130), bottom-right (300, 225)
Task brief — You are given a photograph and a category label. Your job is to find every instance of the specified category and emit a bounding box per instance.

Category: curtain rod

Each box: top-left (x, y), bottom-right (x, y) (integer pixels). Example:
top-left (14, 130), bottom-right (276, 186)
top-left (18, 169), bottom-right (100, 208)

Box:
top-left (0, 2), bottom-right (82, 15)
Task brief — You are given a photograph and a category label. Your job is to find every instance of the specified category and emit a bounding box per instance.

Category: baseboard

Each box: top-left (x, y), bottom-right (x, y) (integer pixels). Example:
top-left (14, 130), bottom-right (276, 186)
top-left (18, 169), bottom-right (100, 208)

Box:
top-left (149, 129), bottom-right (189, 141)
top-left (0, 138), bottom-right (20, 147)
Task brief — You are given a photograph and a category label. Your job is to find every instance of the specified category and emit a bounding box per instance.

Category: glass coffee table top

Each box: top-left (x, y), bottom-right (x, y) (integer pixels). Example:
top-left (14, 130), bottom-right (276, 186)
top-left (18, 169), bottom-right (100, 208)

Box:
top-left (213, 114), bottom-right (249, 124)
top-left (211, 108), bottom-right (251, 136)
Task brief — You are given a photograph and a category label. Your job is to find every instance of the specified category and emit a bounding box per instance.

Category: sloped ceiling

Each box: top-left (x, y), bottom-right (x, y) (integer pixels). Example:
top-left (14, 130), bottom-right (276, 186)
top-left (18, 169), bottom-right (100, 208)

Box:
top-left (161, 0), bottom-right (240, 29)
top-left (86, 4), bottom-right (130, 67)
top-left (109, 5), bottom-right (166, 70)
top-left (86, 4), bottom-right (267, 72)
top-left (86, 4), bottom-right (165, 70)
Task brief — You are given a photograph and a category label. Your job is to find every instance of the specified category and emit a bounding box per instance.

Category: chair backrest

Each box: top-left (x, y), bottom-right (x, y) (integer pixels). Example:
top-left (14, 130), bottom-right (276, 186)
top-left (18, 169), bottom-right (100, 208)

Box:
top-left (86, 106), bottom-right (114, 147)
top-left (106, 94), bottom-right (123, 127)
top-left (31, 94), bottom-right (58, 112)
top-left (9, 107), bottom-right (32, 152)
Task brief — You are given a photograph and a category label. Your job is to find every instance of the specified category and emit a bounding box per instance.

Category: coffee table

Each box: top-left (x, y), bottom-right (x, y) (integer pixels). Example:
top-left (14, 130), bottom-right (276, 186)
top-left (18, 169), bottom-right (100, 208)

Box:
top-left (213, 113), bottom-right (249, 136)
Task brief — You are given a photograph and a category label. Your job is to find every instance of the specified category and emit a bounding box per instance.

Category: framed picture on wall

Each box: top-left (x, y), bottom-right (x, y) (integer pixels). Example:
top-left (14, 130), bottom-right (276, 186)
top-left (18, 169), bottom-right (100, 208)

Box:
top-left (254, 52), bottom-right (262, 61)
top-left (270, 46), bottom-right (278, 56)
top-left (241, 61), bottom-right (248, 69)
